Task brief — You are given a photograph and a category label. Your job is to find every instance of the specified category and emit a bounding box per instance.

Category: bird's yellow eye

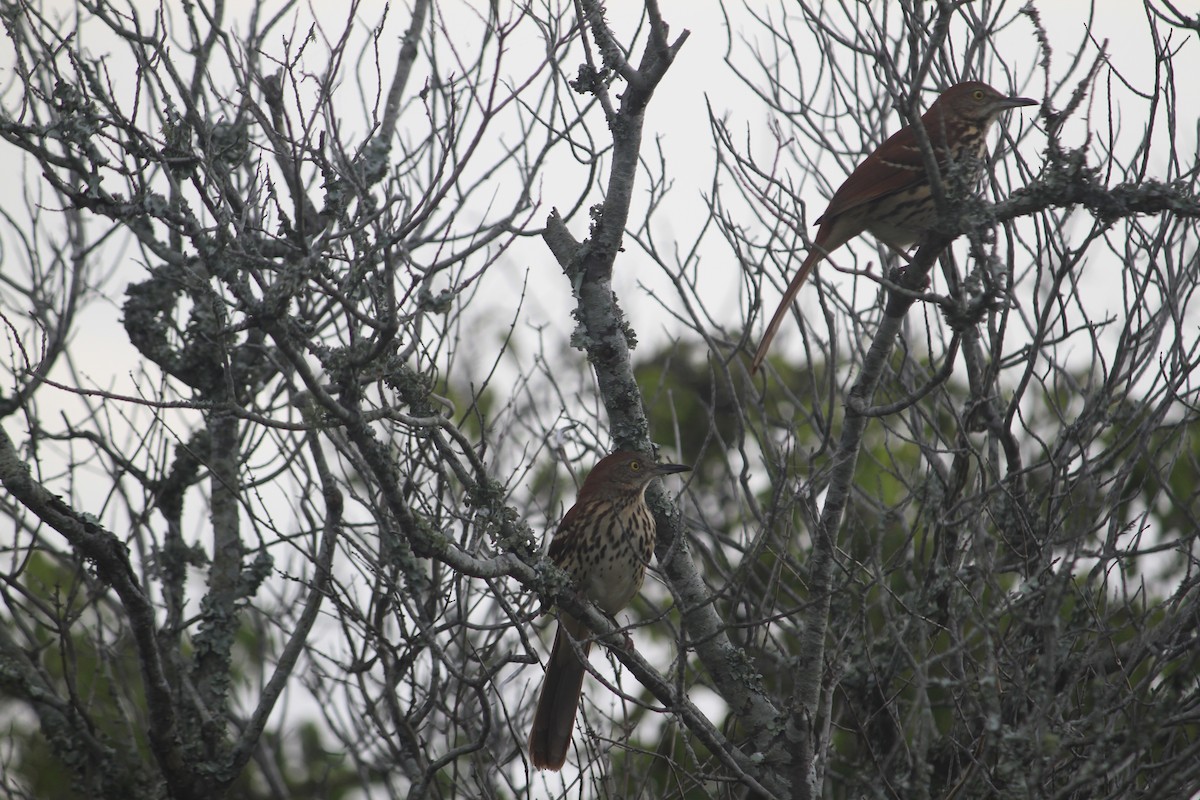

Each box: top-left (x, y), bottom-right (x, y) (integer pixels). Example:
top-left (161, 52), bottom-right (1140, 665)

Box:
top-left (973, 89), bottom-right (984, 101)
top-left (629, 460), bottom-right (641, 471)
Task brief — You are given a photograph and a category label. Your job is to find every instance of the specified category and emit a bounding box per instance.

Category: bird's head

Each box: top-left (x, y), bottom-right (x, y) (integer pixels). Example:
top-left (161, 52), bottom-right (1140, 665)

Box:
top-left (935, 81), bottom-right (1038, 124)
top-left (581, 450), bottom-right (691, 495)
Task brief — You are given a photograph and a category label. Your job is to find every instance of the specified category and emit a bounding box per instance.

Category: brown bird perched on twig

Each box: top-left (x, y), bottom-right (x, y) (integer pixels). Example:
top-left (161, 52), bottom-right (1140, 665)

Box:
top-left (750, 81), bottom-right (1038, 374)
top-left (527, 450), bottom-right (690, 771)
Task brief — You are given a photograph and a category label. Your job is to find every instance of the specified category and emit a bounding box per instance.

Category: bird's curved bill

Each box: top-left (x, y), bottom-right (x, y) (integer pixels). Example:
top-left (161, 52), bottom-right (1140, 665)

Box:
top-left (1001, 95), bottom-right (1039, 109)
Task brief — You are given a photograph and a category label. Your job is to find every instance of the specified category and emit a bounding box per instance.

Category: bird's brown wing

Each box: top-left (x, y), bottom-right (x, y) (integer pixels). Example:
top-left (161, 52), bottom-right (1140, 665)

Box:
top-left (817, 127), bottom-right (927, 224)
top-left (546, 495), bottom-right (595, 567)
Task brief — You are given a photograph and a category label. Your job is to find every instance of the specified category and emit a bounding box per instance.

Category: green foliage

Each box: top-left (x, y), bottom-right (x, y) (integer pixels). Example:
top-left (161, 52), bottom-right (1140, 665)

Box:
top-left (0, 555), bottom-right (358, 800)
top-left (627, 339), bottom-right (1200, 797)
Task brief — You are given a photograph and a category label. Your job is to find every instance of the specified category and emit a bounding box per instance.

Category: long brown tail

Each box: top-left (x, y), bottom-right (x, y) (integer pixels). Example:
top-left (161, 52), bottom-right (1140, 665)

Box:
top-left (528, 615), bottom-right (591, 771)
top-left (750, 248), bottom-right (824, 374)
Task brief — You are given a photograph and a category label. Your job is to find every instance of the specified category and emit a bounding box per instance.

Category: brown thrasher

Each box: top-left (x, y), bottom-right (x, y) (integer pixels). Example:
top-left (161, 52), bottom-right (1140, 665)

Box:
top-left (750, 81), bottom-right (1037, 373)
top-left (527, 450), bottom-right (690, 771)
